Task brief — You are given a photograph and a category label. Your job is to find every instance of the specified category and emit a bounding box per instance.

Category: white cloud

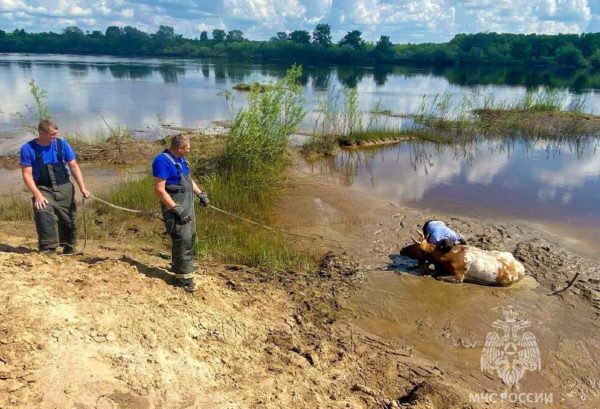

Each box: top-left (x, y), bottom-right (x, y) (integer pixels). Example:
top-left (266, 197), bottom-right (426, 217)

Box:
top-left (0, 0), bottom-right (596, 42)
top-left (223, 0), bottom-right (306, 20)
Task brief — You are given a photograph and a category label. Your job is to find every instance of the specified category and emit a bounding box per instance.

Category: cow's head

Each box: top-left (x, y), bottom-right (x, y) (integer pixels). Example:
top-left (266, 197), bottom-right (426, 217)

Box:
top-left (399, 242), bottom-right (428, 261)
top-left (407, 229), bottom-right (436, 254)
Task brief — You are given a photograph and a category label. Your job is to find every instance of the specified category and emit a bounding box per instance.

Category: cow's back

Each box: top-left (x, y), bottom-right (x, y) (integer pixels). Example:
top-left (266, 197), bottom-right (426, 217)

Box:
top-left (491, 250), bottom-right (525, 286)
top-left (461, 247), bottom-right (525, 286)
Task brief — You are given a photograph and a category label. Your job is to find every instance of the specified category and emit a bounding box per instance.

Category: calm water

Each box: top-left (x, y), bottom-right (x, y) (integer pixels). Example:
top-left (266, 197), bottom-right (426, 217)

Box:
top-left (1, 54), bottom-right (599, 247)
top-left (2, 53), bottom-right (600, 152)
top-left (303, 139), bottom-right (600, 251)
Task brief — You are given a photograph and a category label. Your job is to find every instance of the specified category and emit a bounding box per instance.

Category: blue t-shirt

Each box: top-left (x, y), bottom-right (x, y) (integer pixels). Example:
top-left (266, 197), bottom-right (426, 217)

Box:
top-left (20, 138), bottom-right (76, 181)
top-left (425, 221), bottom-right (462, 245)
top-left (152, 150), bottom-right (190, 185)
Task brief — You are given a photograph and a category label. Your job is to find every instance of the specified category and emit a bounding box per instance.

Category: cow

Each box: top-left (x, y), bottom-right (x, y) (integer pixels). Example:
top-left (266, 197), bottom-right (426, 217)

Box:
top-left (402, 230), bottom-right (525, 286)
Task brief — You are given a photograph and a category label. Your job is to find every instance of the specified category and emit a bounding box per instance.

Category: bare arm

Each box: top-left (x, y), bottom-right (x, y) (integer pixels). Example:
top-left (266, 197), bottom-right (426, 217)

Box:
top-left (21, 165), bottom-right (48, 209)
top-left (66, 159), bottom-right (90, 198)
top-left (191, 179), bottom-right (204, 196)
top-left (154, 178), bottom-right (177, 209)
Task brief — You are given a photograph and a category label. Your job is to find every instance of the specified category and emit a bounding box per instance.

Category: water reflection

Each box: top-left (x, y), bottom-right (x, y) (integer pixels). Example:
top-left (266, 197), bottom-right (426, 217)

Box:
top-left (304, 139), bottom-right (600, 231)
top-left (3, 54), bottom-right (600, 151)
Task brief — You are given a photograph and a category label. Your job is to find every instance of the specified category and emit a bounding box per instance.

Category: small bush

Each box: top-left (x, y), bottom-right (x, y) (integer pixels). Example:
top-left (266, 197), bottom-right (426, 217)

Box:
top-left (222, 64), bottom-right (305, 171)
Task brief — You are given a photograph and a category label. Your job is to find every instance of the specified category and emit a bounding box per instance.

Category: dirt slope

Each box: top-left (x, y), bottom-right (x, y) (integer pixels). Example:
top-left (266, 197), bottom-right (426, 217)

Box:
top-left (0, 228), bottom-right (501, 409)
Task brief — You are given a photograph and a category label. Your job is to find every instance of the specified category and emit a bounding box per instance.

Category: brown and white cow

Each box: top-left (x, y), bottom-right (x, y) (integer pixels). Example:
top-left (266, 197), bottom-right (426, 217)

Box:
top-left (403, 231), bottom-right (525, 286)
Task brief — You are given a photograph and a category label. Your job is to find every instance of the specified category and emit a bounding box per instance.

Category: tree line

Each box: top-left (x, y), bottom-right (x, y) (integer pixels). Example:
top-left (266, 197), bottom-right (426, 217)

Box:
top-left (1, 24), bottom-right (600, 68)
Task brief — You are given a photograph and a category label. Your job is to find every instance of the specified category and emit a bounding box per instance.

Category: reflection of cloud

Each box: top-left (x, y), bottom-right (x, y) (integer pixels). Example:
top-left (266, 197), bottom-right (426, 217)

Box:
top-left (343, 146), bottom-right (463, 201)
top-left (465, 150), bottom-right (509, 185)
top-left (534, 154), bottom-right (600, 189)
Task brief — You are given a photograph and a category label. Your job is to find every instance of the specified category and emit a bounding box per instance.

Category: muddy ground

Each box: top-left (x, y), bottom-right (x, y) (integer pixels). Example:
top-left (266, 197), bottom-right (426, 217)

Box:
top-left (0, 150), bottom-right (599, 408)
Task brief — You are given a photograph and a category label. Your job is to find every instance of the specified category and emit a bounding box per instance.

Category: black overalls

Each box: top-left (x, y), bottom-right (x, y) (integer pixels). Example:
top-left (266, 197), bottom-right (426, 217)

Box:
top-left (29, 138), bottom-right (77, 252)
top-left (161, 152), bottom-right (196, 280)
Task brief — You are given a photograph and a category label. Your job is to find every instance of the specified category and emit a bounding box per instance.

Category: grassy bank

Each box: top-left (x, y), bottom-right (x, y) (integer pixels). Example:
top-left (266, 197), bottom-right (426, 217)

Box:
top-left (302, 87), bottom-right (600, 156)
top-left (99, 65), bottom-right (317, 271)
top-left (0, 65), bottom-right (317, 271)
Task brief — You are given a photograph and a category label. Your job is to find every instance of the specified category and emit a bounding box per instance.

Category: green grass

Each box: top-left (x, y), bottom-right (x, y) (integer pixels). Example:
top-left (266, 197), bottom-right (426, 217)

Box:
top-left (100, 65), bottom-right (316, 271)
top-left (197, 164), bottom-right (317, 270)
top-left (232, 82), bottom-right (272, 92)
top-left (105, 176), bottom-right (159, 217)
top-left (303, 87), bottom-right (598, 156)
top-left (0, 194), bottom-right (32, 221)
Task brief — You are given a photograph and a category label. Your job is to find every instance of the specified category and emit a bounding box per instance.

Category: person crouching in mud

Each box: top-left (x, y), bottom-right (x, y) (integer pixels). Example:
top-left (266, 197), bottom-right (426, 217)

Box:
top-left (20, 119), bottom-right (91, 254)
top-left (152, 135), bottom-right (209, 293)
top-left (405, 220), bottom-right (466, 276)
top-left (422, 219), bottom-right (466, 251)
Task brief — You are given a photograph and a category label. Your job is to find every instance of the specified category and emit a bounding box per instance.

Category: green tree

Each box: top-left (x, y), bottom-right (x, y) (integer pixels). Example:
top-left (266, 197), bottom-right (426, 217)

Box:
top-left (226, 30), bottom-right (244, 42)
top-left (374, 35), bottom-right (393, 58)
top-left (155, 25), bottom-right (175, 42)
top-left (289, 30), bottom-right (310, 44)
top-left (212, 29), bottom-right (226, 42)
top-left (0, 30), bottom-right (5, 37)
top-left (64, 26), bottom-right (84, 36)
top-left (199, 31), bottom-right (208, 42)
top-left (105, 26), bottom-right (123, 42)
top-left (312, 24), bottom-right (332, 47)
top-left (555, 45), bottom-right (587, 67)
top-left (271, 32), bottom-right (288, 41)
top-left (339, 30), bottom-right (364, 48)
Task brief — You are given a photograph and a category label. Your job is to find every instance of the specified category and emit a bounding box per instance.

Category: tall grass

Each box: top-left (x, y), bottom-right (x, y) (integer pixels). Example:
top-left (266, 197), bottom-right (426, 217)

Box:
top-left (105, 176), bottom-right (158, 216)
top-left (222, 64), bottom-right (305, 171)
top-left (305, 86), bottom-right (400, 152)
top-left (0, 194), bottom-right (32, 221)
top-left (14, 79), bottom-right (51, 134)
top-left (201, 64), bottom-right (316, 270)
top-left (197, 165), bottom-right (317, 270)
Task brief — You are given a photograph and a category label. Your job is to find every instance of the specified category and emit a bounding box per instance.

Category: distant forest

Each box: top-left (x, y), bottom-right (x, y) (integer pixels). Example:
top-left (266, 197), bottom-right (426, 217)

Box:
top-left (1, 24), bottom-right (600, 68)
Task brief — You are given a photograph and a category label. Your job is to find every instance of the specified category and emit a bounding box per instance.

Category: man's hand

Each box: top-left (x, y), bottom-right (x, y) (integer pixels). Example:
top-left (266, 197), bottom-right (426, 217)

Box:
top-left (168, 205), bottom-right (192, 225)
top-left (33, 193), bottom-right (48, 210)
top-left (80, 188), bottom-right (91, 199)
top-left (196, 191), bottom-right (210, 207)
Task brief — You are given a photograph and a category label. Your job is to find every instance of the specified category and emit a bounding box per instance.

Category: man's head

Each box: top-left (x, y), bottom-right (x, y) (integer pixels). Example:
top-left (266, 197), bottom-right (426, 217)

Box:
top-left (38, 119), bottom-right (58, 142)
top-left (169, 134), bottom-right (191, 157)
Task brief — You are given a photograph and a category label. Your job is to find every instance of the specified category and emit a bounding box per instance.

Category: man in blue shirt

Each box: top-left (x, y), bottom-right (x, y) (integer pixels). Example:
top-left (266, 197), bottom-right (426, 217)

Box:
top-left (20, 119), bottom-right (90, 254)
top-left (423, 220), bottom-right (466, 251)
top-left (152, 134), bottom-right (209, 293)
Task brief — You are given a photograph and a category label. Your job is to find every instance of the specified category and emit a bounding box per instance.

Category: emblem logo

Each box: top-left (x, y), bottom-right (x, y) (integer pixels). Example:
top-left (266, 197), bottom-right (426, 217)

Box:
top-left (480, 307), bottom-right (541, 387)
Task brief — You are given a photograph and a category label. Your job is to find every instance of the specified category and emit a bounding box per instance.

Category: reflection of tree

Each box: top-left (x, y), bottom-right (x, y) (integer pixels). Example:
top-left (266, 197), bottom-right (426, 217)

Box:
top-left (310, 69), bottom-right (331, 90)
top-left (158, 63), bottom-right (185, 83)
top-left (214, 63), bottom-right (226, 80)
top-left (373, 64), bottom-right (392, 86)
top-left (308, 137), bottom-right (599, 186)
top-left (436, 64), bottom-right (600, 91)
top-left (201, 63), bottom-right (209, 78)
top-left (336, 66), bottom-right (365, 88)
top-left (109, 64), bottom-right (152, 79)
top-left (68, 63), bottom-right (88, 77)
top-left (226, 64), bottom-right (249, 81)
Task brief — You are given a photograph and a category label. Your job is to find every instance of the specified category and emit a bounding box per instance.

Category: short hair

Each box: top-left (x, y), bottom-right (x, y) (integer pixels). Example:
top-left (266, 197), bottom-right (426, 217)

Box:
top-left (437, 238), bottom-right (455, 253)
top-left (170, 134), bottom-right (190, 149)
top-left (38, 119), bottom-right (58, 133)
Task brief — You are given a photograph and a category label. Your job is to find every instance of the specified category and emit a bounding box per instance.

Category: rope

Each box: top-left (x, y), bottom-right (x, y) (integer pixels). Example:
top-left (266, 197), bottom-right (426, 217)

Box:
top-left (207, 204), bottom-right (344, 248)
top-left (88, 194), bottom-right (160, 215)
top-left (84, 194), bottom-right (345, 248)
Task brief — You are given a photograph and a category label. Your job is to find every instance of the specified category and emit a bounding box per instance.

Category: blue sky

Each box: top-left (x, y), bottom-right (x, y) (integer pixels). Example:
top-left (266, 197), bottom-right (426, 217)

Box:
top-left (0, 0), bottom-right (599, 43)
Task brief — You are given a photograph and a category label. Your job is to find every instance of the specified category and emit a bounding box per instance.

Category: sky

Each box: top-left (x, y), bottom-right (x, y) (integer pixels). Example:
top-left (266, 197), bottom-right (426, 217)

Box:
top-left (0, 0), bottom-right (599, 43)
